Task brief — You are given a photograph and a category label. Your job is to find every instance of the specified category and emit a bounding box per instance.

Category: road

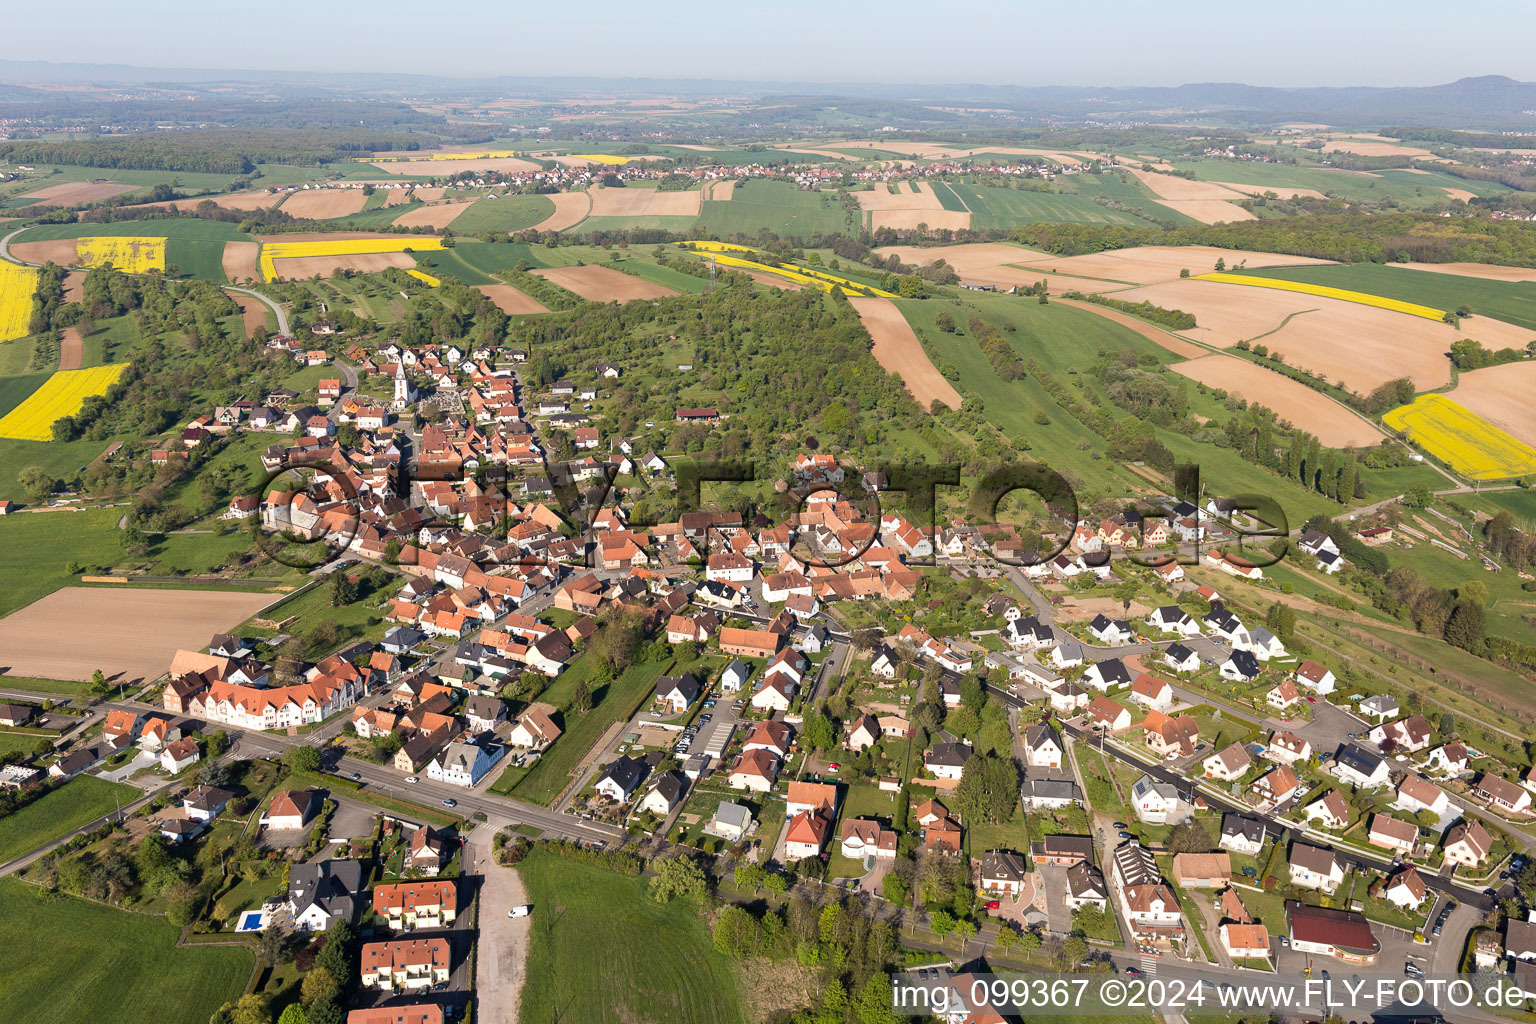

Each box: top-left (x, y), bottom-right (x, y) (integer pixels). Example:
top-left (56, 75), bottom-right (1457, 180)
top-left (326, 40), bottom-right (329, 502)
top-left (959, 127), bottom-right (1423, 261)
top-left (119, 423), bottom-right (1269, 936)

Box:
top-left (224, 285), bottom-right (290, 336)
top-left (0, 227), bottom-right (30, 266)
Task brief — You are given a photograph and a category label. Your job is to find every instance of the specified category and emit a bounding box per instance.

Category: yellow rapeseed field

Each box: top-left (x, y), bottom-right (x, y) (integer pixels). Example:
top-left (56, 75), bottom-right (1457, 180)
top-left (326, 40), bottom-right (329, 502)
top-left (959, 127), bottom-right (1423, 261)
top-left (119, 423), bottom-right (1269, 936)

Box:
top-left (1384, 393), bottom-right (1536, 480)
top-left (76, 236), bottom-right (166, 274)
top-left (701, 251), bottom-right (898, 298)
top-left (1193, 272), bottom-right (1446, 321)
top-left (0, 263), bottom-right (39, 343)
top-left (0, 364), bottom-right (128, 441)
top-left (568, 154), bottom-right (631, 166)
top-left (406, 269), bottom-right (441, 287)
top-left (258, 237), bottom-right (446, 282)
top-left (685, 241), bottom-right (758, 254)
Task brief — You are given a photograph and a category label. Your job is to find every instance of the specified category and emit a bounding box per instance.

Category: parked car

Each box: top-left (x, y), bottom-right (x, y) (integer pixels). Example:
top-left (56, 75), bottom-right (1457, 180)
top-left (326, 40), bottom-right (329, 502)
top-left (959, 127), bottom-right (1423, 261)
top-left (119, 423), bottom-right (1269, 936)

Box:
top-left (827, 763), bottom-right (841, 774)
top-left (349, 772), bottom-right (362, 781)
top-left (985, 900), bottom-right (1000, 910)
top-left (1118, 831), bottom-right (1136, 840)
top-left (1125, 967), bottom-right (1141, 977)
top-left (509, 905), bottom-right (531, 918)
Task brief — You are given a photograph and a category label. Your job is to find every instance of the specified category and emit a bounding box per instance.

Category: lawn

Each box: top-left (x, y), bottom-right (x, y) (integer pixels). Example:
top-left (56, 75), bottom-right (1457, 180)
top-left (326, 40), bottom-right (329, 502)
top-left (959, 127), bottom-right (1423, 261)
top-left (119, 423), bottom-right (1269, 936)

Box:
top-left (1077, 746), bottom-right (1130, 819)
top-left (517, 849), bottom-right (745, 1024)
top-left (0, 775), bottom-right (140, 863)
top-left (13, 218), bottom-right (249, 244)
top-left (0, 876), bottom-right (252, 1024)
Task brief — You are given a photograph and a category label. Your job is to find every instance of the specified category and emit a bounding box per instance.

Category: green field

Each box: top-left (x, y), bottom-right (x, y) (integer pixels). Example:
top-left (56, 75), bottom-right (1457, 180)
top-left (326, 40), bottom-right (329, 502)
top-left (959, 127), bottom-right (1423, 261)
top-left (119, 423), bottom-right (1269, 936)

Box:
top-left (949, 179), bottom-right (1174, 229)
top-left (0, 876), bottom-right (252, 1024)
top-left (517, 850), bottom-right (745, 1024)
top-left (1233, 263), bottom-right (1536, 332)
top-left (0, 372), bottom-right (50, 418)
top-left (13, 219), bottom-right (248, 244)
top-left (166, 238), bottom-right (229, 284)
top-left (695, 179), bottom-right (856, 238)
top-left (1168, 159), bottom-right (1511, 207)
top-left (571, 214), bottom-right (701, 235)
top-left (449, 195), bottom-right (557, 234)
top-left (0, 775), bottom-right (140, 863)
top-left (930, 180), bottom-right (969, 212)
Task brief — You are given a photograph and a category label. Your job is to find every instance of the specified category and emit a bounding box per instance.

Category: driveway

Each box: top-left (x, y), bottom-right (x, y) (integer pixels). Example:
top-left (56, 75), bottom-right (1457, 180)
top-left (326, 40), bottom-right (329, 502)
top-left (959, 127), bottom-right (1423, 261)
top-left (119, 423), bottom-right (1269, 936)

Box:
top-left (325, 797), bottom-right (378, 842)
top-left (469, 830), bottom-right (531, 1024)
top-left (1036, 864), bottom-right (1075, 935)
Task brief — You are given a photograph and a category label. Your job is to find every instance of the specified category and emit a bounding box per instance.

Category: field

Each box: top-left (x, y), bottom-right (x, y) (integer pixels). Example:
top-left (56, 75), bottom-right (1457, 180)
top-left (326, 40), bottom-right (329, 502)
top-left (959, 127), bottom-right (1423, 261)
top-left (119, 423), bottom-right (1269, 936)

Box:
top-left (516, 850), bottom-right (745, 1024)
top-left (0, 776), bottom-right (140, 863)
top-left (1194, 271), bottom-right (1446, 320)
top-left (687, 247), bottom-right (896, 297)
top-left (406, 269), bottom-right (441, 287)
top-left (853, 181), bottom-right (969, 232)
top-left (477, 284), bottom-right (549, 315)
top-left (878, 243), bottom-right (1332, 290)
top-left (1393, 262), bottom-right (1536, 284)
top-left (530, 264), bottom-right (676, 302)
top-left (944, 179), bottom-right (1164, 229)
top-left (849, 296), bottom-right (962, 410)
top-left (1126, 169), bottom-right (1256, 224)
top-left (694, 179), bottom-right (855, 238)
top-left (528, 192), bottom-right (592, 232)
top-left (258, 236), bottom-right (446, 282)
top-left (0, 263), bottom-right (38, 342)
top-left (0, 364), bottom-right (127, 440)
top-left (76, 236), bottom-right (165, 274)
top-left (57, 327), bottom-right (83, 372)
top-left (221, 242), bottom-right (260, 285)
top-left (0, 586), bottom-right (279, 683)
top-left (441, 195), bottom-right (556, 234)
top-left (0, 877), bottom-right (252, 1024)
top-left (1234, 262), bottom-right (1536, 332)
top-left (18, 181), bottom-right (137, 204)
top-left (586, 185), bottom-right (702, 219)
top-left (1384, 394), bottom-right (1536, 480)
top-left (1450, 362), bottom-right (1536, 448)
top-left (1053, 297), bottom-right (1207, 358)
top-left (391, 201), bottom-right (475, 229)
top-left (1171, 354), bottom-right (1385, 447)
top-left (277, 189), bottom-right (369, 219)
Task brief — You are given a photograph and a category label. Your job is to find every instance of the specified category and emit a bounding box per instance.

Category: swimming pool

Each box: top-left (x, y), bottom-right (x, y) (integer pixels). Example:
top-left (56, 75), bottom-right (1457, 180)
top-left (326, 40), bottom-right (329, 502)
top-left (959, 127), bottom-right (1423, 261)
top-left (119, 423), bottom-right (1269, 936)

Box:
top-left (236, 910), bottom-right (267, 932)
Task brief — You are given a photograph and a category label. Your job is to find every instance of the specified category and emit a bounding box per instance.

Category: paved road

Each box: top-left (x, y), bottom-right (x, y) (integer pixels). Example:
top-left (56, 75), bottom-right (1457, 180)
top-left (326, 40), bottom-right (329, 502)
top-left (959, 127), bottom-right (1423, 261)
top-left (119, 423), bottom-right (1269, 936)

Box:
top-left (225, 285), bottom-right (290, 336)
top-left (0, 227), bottom-right (28, 266)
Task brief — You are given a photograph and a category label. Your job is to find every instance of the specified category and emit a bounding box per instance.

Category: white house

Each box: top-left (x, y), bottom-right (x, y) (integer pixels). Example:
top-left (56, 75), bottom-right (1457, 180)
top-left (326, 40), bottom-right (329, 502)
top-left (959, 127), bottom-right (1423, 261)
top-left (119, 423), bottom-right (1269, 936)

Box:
top-left (1333, 744), bottom-right (1391, 789)
top-left (1022, 724), bottom-right (1064, 769)
top-left (427, 742), bottom-right (500, 788)
top-left (1163, 643), bottom-right (1201, 675)
top-left (1128, 673), bottom-right (1173, 711)
top-left (1289, 843), bottom-right (1344, 894)
top-left (1292, 660), bottom-right (1337, 695)
top-left (1384, 867), bottom-right (1429, 911)
top-left (1131, 775), bottom-right (1193, 825)
top-left (1394, 775), bottom-right (1452, 819)
top-left (1081, 657), bottom-right (1133, 692)
top-left (1147, 606), bottom-right (1199, 637)
top-left (1203, 743), bottom-right (1252, 782)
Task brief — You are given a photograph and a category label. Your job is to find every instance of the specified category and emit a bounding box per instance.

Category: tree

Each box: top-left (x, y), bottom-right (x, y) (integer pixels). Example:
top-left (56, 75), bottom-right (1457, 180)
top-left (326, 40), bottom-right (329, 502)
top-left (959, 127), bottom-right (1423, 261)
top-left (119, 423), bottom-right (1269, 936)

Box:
top-left (229, 994), bottom-right (270, 1024)
top-left (305, 994), bottom-right (343, 1024)
top-left (995, 923), bottom-right (1019, 952)
top-left (284, 746), bottom-right (321, 774)
top-left (278, 1006), bottom-right (309, 1024)
top-left (801, 709), bottom-right (838, 752)
top-left (1019, 929), bottom-right (1042, 953)
top-left (1444, 600), bottom-right (1486, 652)
top-left (329, 572), bottom-right (357, 607)
top-left (954, 918), bottom-right (978, 951)
top-left (734, 862), bottom-right (765, 892)
top-left (1166, 819), bottom-right (1215, 854)
top-left (315, 920), bottom-right (356, 984)
top-left (763, 871), bottom-right (788, 896)
top-left (881, 870), bottom-right (910, 906)
top-left (649, 854), bottom-right (708, 902)
top-left (929, 909), bottom-right (955, 946)
top-left (18, 465), bottom-right (56, 500)
top-left (713, 905), bottom-right (759, 958)
top-left (301, 965), bottom-right (337, 1006)
top-left (257, 925), bottom-right (286, 966)
top-left (572, 679), bottom-right (594, 713)
top-left (165, 880), bottom-right (199, 926)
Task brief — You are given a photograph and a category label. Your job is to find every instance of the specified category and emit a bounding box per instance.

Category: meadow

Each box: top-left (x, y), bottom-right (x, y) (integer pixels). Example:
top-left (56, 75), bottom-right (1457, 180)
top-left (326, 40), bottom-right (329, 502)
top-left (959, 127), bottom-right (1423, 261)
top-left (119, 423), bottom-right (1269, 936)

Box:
top-left (0, 364), bottom-right (128, 441)
top-left (446, 194), bottom-right (556, 234)
top-left (694, 179), bottom-right (856, 237)
top-left (516, 849), bottom-right (745, 1024)
top-left (0, 775), bottom-right (139, 863)
top-left (1384, 394), bottom-right (1536, 480)
top-left (1194, 271), bottom-right (1445, 320)
top-left (1234, 262), bottom-right (1536, 332)
top-left (0, 876), bottom-right (252, 1024)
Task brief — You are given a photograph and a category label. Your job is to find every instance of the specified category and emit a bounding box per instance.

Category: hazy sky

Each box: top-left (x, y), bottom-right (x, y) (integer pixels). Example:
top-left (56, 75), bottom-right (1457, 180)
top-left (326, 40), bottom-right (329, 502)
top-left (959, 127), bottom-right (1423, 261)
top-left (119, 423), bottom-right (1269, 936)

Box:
top-left (9, 0), bottom-right (1534, 88)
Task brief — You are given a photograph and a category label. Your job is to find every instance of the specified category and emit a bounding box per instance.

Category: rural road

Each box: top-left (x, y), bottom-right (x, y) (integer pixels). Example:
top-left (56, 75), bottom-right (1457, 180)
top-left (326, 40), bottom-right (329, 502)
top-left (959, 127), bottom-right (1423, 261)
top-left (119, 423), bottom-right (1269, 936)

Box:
top-left (0, 227), bottom-right (30, 266)
top-left (225, 285), bottom-right (290, 336)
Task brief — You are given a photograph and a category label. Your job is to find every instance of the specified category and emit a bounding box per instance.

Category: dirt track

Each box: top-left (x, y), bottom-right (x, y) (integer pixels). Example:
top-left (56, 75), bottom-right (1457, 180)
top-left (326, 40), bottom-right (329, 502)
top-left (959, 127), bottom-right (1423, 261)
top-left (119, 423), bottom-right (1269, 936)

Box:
top-left (0, 586), bottom-right (277, 683)
top-left (848, 296), bottom-right (961, 411)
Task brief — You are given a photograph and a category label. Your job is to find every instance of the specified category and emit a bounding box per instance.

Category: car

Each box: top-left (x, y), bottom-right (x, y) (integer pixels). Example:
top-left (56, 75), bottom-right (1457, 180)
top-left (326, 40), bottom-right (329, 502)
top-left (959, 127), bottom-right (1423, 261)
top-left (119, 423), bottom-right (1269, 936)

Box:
top-left (1125, 967), bottom-right (1141, 977)
top-left (1433, 921), bottom-right (1444, 937)
top-left (1320, 970), bottom-right (1330, 981)
top-left (1112, 821), bottom-right (1127, 829)
top-left (442, 798), bottom-right (457, 808)
top-left (1404, 962), bottom-right (1423, 978)
top-left (1306, 696), bottom-right (1317, 703)
top-left (1279, 936), bottom-right (1289, 947)
top-left (349, 772), bottom-right (362, 781)
top-left (985, 900), bottom-right (1000, 910)
top-left (827, 763), bottom-right (841, 774)
top-left (700, 714), bottom-right (712, 722)
top-left (1118, 831), bottom-right (1136, 840)
top-left (509, 905), bottom-right (531, 918)
top-left (405, 776), bottom-right (419, 784)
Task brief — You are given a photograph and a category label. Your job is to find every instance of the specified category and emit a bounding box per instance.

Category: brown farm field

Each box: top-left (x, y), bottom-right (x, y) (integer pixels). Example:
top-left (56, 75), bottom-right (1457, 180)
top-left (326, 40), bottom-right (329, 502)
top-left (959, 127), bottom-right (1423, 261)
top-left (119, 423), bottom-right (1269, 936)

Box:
top-left (530, 265), bottom-right (677, 302)
top-left (586, 186), bottom-right (702, 218)
top-left (124, 191), bottom-right (286, 214)
top-left (1126, 169), bottom-right (1256, 224)
top-left (0, 587), bottom-right (278, 684)
top-left (392, 201), bottom-right (475, 229)
top-left (528, 192), bottom-right (592, 233)
top-left (850, 296), bottom-right (961, 411)
top-left (854, 182), bottom-right (969, 232)
top-left (270, 252), bottom-right (417, 280)
top-left (1171, 354), bottom-right (1386, 447)
top-left (19, 181), bottom-right (137, 204)
top-left (1448, 362), bottom-right (1536, 448)
top-left (368, 157), bottom-right (543, 175)
top-left (876, 242), bottom-right (1050, 289)
top-left (9, 239), bottom-right (79, 266)
top-left (221, 242), bottom-right (260, 285)
top-left (477, 284), bottom-right (550, 315)
top-left (278, 189), bottom-right (370, 219)
top-left (1391, 262), bottom-right (1536, 283)
top-left (62, 271), bottom-right (86, 303)
top-left (704, 180), bottom-right (736, 201)
top-left (225, 289), bottom-right (269, 337)
top-left (1054, 298), bottom-right (1207, 358)
top-left (58, 327), bottom-right (84, 371)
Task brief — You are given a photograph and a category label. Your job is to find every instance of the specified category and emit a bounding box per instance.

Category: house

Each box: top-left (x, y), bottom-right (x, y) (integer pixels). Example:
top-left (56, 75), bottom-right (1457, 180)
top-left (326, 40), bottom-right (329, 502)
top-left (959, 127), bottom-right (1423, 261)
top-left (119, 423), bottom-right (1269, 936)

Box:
top-left (1384, 866), bottom-right (1430, 910)
top-left (786, 781), bottom-right (839, 818)
top-left (654, 673), bottom-right (702, 715)
top-left (509, 707), bottom-right (561, 749)
top-left (1442, 819), bottom-right (1493, 868)
top-left (1086, 696), bottom-right (1132, 733)
top-left (262, 788), bottom-right (320, 830)
top-left (1426, 742), bottom-right (1469, 775)
top-left (1163, 643), bottom-right (1201, 675)
top-left (1221, 922), bottom-right (1272, 960)
top-left (1029, 834), bottom-right (1094, 867)
top-left (1128, 673), bottom-right (1173, 711)
top-left (1081, 657), bottom-right (1133, 691)
top-left (925, 742), bottom-right (972, 781)
top-left (1065, 861), bottom-right (1109, 909)
top-left (183, 785), bottom-right (235, 822)
top-left (712, 802), bottom-right (754, 841)
top-left (639, 771), bottom-right (687, 817)
top-left (1369, 715), bottom-right (1434, 753)
top-left (1172, 852), bottom-right (1232, 889)
top-left (428, 742), bottom-right (499, 788)
top-left (1088, 614), bottom-right (1136, 645)
top-left (1022, 779), bottom-right (1082, 809)
top-left (749, 677), bottom-right (794, 713)
top-left (160, 736), bottom-right (201, 773)
top-left (839, 818), bottom-right (897, 860)
top-left (1289, 843), bottom-right (1345, 894)
top-left (1265, 730), bottom-right (1312, 766)
top-left (845, 714), bottom-right (881, 753)
top-left (978, 850), bottom-right (1029, 896)
top-left (1359, 694), bottom-right (1399, 721)
top-left (1220, 814), bottom-right (1270, 856)
top-left (464, 695), bottom-right (507, 735)
top-left (360, 937), bottom-right (452, 992)
top-left (1287, 902), bottom-right (1380, 963)
top-left (1022, 723), bottom-right (1063, 768)
top-left (0, 703), bottom-right (33, 728)
top-left (1266, 678), bottom-right (1302, 712)
top-left (372, 880), bottom-right (458, 932)
top-left (727, 749), bottom-right (780, 793)
top-left (1504, 918), bottom-right (1536, 962)
top-left (784, 810), bottom-right (831, 860)
top-left (1292, 660), bottom-right (1337, 695)
top-left (720, 659), bottom-right (753, 693)
top-left (918, 800), bottom-right (964, 853)
top-left (1219, 650), bottom-right (1260, 683)
top-left (1120, 882), bottom-right (1184, 946)
top-left (1333, 744), bottom-right (1390, 789)
top-left (1147, 606), bottom-right (1199, 636)
top-left (1395, 774), bottom-right (1451, 819)
top-left (1131, 775), bottom-right (1193, 825)
top-left (594, 755), bottom-right (649, 802)
top-left (1203, 743), bottom-right (1252, 782)
top-left (406, 826), bottom-right (448, 875)
top-left (1304, 790), bottom-right (1351, 830)
top-left (718, 627), bottom-right (782, 660)
top-left (742, 719), bottom-right (793, 760)
top-left (1250, 765), bottom-right (1302, 807)
top-left (1475, 774), bottom-right (1532, 815)
top-left (346, 1006), bottom-right (444, 1024)
top-left (288, 860), bottom-right (363, 932)
top-left (1141, 709), bottom-right (1199, 759)
top-left (1368, 814), bottom-right (1419, 856)
top-left (1049, 683), bottom-right (1090, 715)
top-left (102, 708), bottom-right (141, 745)
top-left (1051, 640), bottom-right (1085, 669)
top-left (49, 747), bottom-right (102, 779)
